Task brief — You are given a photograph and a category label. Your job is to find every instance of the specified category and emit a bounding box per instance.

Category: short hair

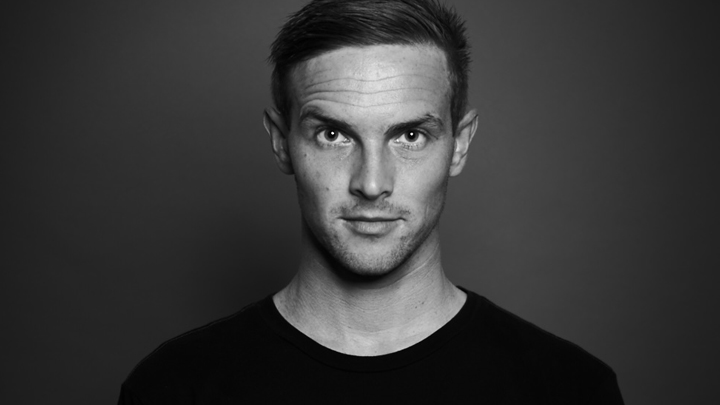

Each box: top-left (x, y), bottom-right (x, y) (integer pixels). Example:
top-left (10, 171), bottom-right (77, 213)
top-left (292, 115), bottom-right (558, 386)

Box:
top-left (269, 0), bottom-right (471, 131)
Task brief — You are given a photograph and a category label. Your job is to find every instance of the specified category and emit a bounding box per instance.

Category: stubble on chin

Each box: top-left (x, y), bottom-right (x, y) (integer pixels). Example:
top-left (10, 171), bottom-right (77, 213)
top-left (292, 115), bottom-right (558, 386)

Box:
top-left (307, 210), bottom-right (441, 280)
top-left (325, 230), bottom-right (410, 278)
top-left (299, 181), bottom-right (448, 279)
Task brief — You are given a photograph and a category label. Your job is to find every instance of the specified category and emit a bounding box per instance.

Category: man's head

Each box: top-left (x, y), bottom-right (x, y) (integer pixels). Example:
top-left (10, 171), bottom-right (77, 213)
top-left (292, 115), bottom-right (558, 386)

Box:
top-left (264, 0), bottom-right (477, 278)
top-left (269, 0), bottom-right (471, 132)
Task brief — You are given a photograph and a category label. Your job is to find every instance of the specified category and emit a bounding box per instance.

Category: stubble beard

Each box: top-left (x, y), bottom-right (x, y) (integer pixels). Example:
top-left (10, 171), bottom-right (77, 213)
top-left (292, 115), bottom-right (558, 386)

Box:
top-left (303, 197), bottom-right (447, 280)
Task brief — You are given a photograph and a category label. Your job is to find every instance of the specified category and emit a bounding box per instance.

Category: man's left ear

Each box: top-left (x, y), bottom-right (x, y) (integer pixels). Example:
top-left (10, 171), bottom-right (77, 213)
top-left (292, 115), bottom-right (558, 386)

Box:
top-left (449, 109), bottom-right (478, 177)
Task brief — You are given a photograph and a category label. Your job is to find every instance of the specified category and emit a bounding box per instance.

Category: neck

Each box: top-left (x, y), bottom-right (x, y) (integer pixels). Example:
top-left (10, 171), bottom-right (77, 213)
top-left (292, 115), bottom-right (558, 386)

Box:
top-left (273, 227), bottom-right (466, 356)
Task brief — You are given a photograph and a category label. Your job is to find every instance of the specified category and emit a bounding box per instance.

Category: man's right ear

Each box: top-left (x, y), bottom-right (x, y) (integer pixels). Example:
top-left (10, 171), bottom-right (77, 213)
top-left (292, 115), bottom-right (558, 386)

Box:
top-left (263, 108), bottom-right (294, 175)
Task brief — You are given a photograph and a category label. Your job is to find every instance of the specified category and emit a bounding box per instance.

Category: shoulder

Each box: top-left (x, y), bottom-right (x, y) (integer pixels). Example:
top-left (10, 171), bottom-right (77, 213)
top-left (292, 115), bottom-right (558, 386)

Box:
top-left (478, 295), bottom-right (607, 362)
top-left (120, 298), bottom-right (270, 403)
top-left (460, 291), bottom-right (621, 403)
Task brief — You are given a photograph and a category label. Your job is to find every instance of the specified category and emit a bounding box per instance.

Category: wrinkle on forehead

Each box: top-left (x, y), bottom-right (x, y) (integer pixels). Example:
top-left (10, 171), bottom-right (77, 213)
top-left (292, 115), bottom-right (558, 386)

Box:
top-left (291, 45), bottom-right (451, 112)
top-left (304, 73), bottom-right (442, 90)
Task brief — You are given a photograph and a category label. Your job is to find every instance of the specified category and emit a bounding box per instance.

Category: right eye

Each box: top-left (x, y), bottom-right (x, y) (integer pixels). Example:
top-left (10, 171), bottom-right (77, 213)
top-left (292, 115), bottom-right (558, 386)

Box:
top-left (317, 128), bottom-right (351, 146)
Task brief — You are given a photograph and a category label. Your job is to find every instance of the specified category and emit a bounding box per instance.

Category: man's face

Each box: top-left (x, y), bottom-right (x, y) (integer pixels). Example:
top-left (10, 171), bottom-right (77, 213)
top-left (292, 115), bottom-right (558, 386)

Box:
top-left (269, 45), bottom-right (474, 277)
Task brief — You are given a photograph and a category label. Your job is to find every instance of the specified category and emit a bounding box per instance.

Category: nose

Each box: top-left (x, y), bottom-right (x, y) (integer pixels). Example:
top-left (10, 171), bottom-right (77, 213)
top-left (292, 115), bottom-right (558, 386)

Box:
top-left (349, 141), bottom-right (395, 201)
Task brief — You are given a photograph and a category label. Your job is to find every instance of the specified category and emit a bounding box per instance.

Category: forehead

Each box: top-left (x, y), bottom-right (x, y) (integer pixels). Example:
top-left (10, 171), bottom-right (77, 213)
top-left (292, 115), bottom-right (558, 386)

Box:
top-left (288, 45), bottom-right (451, 123)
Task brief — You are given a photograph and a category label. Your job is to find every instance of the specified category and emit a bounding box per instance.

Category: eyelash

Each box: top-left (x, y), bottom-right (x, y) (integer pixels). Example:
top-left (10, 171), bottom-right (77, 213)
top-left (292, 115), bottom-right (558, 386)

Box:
top-left (394, 130), bottom-right (427, 150)
top-left (316, 128), bottom-right (351, 147)
top-left (314, 128), bottom-right (428, 150)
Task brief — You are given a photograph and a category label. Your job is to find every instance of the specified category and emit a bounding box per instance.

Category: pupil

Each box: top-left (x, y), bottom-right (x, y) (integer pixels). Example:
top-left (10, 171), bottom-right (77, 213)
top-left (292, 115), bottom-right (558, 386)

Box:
top-left (327, 130), bottom-right (337, 140)
top-left (407, 131), bottom-right (417, 141)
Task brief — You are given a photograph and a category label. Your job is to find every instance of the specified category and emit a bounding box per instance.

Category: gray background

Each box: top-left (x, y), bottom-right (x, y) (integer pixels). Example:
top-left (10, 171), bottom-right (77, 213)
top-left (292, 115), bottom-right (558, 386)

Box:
top-left (3, 1), bottom-right (717, 403)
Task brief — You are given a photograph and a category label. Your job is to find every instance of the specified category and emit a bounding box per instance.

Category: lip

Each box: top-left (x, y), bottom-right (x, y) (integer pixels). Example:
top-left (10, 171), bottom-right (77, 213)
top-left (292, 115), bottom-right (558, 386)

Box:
top-left (344, 216), bottom-right (399, 222)
top-left (342, 217), bottom-right (401, 236)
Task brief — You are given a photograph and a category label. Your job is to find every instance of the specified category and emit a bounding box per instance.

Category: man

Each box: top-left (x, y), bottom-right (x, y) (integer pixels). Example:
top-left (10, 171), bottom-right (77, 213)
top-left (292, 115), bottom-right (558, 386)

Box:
top-left (119, 0), bottom-right (624, 403)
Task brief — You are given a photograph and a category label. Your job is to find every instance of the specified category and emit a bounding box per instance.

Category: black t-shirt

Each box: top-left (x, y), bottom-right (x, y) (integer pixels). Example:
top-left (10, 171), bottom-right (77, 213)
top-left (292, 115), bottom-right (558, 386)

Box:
top-left (119, 289), bottom-right (623, 404)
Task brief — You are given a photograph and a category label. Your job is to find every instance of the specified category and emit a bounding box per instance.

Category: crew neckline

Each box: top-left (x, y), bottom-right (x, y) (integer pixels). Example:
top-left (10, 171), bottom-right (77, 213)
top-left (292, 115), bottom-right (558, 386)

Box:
top-left (258, 286), bottom-right (482, 372)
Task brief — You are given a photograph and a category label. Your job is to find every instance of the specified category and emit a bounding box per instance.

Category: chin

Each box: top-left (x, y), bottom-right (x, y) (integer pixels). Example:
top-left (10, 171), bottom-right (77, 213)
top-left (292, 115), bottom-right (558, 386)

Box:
top-left (303, 215), bottom-right (439, 281)
top-left (334, 250), bottom-right (407, 279)
top-left (323, 231), bottom-right (425, 281)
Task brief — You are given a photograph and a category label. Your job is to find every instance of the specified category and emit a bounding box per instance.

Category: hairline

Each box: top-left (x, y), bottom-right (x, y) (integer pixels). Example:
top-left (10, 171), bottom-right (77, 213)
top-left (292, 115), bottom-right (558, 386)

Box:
top-left (277, 42), bottom-right (460, 133)
top-left (284, 43), bottom-right (454, 126)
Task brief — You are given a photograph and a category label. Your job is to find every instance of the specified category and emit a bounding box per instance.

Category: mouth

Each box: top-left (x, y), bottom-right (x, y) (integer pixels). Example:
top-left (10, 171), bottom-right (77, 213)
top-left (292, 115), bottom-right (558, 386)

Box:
top-left (345, 215), bottom-right (400, 222)
top-left (341, 216), bottom-right (402, 236)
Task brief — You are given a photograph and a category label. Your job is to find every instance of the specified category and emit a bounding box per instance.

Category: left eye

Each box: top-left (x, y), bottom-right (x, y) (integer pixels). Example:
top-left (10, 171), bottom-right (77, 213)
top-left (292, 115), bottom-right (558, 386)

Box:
top-left (404, 131), bottom-right (421, 142)
top-left (395, 130), bottom-right (427, 148)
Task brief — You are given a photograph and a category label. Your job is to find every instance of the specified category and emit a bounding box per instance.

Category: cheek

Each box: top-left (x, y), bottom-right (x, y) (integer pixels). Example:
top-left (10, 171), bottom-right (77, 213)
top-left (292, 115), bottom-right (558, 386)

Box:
top-left (414, 176), bottom-right (449, 221)
top-left (396, 160), bottom-right (450, 222)
top-left (416, 174), bottom-right (449, 209)
top-left (400, 151), bottom-right (451, 198)
top-left (294, 155), bottom-right (344, 210)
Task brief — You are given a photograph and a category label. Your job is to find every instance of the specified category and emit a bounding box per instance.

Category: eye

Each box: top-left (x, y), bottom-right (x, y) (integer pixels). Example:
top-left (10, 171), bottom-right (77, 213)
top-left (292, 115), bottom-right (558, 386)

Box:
top-left (317, 128), bottom-right (351, 146)
top-left (405, 131), bottom-right (421, 142)
top-left (324, 129), bottom-right (341, 142)
top-left (395, 130), bottom-right (427, 149)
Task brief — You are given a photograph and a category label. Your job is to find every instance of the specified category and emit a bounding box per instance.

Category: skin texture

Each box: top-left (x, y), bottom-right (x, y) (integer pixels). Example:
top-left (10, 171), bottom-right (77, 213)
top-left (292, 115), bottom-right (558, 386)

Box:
top-left (264, 44), bottom-right (478, 355)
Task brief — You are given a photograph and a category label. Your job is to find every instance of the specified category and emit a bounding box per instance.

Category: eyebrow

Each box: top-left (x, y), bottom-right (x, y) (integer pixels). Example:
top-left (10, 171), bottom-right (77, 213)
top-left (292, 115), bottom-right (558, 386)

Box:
top-left (387, 114), bottom-right (445, 135)
top-left (299, 108), bottom-right (446, 137)
top-left (299, 108), bottom-right (357, 137)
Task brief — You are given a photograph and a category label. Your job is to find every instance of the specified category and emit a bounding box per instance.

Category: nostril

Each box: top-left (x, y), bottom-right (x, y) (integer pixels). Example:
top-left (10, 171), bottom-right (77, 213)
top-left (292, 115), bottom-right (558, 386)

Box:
top-left (349, 166), bottom-right (393, 201)
top-left (348, 145), bottom-right (395, 200)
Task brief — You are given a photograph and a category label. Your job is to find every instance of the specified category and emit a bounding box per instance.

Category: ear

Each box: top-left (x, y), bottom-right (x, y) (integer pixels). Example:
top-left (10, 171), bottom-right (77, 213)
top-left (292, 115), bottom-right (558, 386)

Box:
top-left (449, 109), bottom-right (478, 177)
top-left (263, 108), bottom-right (294, 175)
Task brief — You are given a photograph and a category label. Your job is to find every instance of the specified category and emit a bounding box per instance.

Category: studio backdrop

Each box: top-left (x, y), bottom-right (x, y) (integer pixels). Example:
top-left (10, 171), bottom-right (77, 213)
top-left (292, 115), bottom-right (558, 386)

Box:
top-left (2, 1), bottom-right (716, 404)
